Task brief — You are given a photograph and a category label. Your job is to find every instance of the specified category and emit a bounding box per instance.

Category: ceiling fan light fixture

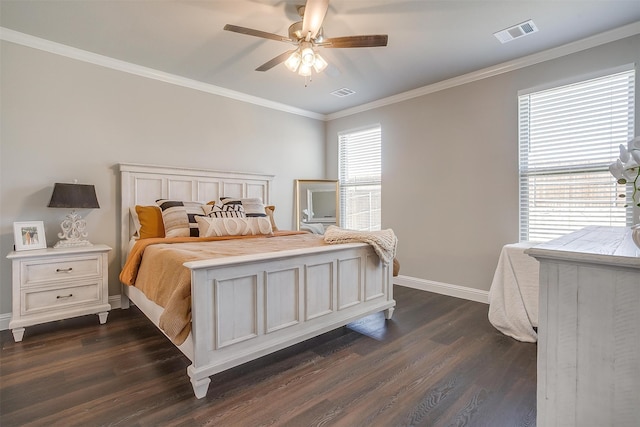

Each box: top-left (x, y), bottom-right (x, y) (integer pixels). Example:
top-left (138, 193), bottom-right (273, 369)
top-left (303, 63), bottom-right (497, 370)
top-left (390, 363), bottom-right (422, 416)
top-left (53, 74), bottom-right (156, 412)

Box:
top-left (312, 53), bottom-right (328, 73)
top-left (298, 63), bottom-right (312, 77)
top-left (224, 0), bottom-right (388, 75)
top-left (286, 40), bottom-right (328, 76)
top-left (284, 50), bottom-right (301, 72)
top-left (300, 46), bottom-right (316, 66)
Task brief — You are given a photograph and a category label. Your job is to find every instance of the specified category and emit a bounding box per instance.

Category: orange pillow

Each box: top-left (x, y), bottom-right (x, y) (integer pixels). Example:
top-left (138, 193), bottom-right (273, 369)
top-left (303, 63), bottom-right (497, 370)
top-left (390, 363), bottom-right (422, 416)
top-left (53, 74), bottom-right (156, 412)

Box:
top-left (135, 205), bottom-right (165, 239)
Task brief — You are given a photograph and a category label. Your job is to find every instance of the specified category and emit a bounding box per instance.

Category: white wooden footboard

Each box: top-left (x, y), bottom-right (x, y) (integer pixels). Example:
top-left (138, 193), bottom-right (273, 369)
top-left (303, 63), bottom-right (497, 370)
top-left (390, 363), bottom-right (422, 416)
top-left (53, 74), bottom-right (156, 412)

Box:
top-left (184, 242), bottom-right (395, 399)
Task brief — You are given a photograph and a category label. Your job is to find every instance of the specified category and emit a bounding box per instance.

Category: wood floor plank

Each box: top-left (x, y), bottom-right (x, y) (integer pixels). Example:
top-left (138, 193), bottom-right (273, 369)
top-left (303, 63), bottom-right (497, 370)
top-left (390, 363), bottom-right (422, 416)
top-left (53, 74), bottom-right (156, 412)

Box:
top-left (0, 286), bottom-right (537, 426)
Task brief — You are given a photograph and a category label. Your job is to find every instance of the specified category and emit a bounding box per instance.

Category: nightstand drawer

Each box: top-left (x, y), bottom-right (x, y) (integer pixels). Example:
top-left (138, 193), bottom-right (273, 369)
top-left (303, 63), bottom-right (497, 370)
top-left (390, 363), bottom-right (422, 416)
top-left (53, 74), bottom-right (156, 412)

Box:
top-left (21, 255), bottom-right (102, 286)
top-left (21, 281), bottom-right (102, 315)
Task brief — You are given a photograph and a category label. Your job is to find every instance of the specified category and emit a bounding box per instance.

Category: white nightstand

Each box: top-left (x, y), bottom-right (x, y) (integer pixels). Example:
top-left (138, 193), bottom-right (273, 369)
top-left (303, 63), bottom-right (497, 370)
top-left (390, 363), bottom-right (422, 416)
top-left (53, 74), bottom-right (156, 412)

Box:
top-left (7, 244), bottom-right (112, 342)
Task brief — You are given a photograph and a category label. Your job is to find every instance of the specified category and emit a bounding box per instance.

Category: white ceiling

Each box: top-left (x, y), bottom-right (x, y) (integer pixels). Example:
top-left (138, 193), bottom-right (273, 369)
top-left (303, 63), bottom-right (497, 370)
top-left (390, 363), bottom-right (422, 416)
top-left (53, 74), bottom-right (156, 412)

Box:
top-left (2, 1), bottom-right (640, 117)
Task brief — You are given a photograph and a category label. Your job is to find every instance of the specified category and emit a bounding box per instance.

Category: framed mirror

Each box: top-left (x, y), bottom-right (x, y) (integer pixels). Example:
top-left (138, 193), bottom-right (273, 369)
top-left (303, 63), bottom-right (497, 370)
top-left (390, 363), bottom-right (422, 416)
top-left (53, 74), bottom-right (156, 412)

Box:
top-left (295, 179), bottom-right (339, 233)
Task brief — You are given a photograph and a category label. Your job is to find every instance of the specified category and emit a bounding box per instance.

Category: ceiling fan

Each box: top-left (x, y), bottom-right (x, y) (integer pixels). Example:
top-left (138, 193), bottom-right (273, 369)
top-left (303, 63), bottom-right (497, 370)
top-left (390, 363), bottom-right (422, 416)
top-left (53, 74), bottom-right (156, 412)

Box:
top-left (223, 0), bottom-right (388, 76)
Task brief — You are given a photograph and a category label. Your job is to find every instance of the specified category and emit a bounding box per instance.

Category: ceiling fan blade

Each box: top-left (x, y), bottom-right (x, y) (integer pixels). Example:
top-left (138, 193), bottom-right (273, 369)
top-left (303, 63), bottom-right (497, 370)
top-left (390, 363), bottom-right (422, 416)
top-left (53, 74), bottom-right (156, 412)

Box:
top-left (322, 34), bottom-right (388, 48)
top-left (224, 24), bottom-right (292, 43)
top-left (255, 50), bottom-right (296, 72)
top-left (301, 0), bottom-right (329, 39)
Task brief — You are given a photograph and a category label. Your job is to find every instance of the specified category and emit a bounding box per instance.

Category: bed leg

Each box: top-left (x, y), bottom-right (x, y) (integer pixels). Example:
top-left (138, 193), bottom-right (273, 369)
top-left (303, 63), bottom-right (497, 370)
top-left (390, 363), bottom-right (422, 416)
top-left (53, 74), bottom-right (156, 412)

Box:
top-left (188, 366), bottom-right (211, 399)
top-left (97, 311), bottom-right (109, 324)
top-left (384, 307), bottom-right (395, 320)
top-left (121, 292), bottom-right (130, 309)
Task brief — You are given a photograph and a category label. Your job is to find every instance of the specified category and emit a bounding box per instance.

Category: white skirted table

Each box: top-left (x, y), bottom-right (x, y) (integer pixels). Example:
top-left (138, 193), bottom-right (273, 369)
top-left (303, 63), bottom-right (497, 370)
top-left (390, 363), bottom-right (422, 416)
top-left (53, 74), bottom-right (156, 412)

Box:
top-left (488, 242), bottom-right (539, 342)
top-left (527, 226), bottom-right (640, 427)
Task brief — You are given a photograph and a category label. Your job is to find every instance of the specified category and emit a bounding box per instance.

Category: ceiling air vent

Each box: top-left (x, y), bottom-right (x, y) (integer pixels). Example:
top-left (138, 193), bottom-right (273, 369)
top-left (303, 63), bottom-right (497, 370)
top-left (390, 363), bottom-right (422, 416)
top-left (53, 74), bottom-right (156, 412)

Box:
top-left (494, 19), bottom-right (538, 44)
top-left (331, 87), bottom-right (356, 97)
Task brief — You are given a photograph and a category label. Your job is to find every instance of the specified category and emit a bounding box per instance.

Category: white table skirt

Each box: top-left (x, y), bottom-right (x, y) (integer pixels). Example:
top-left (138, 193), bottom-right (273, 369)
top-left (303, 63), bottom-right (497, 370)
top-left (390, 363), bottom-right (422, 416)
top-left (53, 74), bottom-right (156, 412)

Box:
top-left (488, 242), bottom-right (539, 342)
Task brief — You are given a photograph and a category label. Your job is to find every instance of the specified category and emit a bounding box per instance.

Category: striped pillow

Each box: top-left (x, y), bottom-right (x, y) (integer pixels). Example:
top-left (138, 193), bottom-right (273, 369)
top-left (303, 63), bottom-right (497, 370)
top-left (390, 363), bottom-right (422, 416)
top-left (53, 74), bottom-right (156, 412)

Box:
top-left (220, 197), bottom-right (267, 217)
top-left (204, 204), bottom-right (246, 218)
top-left (156, 200), bottom-right (205, 237)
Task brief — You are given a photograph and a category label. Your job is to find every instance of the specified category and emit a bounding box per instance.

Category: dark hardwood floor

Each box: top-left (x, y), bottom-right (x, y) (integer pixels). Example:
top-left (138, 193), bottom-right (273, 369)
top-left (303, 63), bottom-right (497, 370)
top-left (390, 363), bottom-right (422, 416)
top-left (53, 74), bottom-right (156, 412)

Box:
top-left (0, 286), bottom-right (536, 427)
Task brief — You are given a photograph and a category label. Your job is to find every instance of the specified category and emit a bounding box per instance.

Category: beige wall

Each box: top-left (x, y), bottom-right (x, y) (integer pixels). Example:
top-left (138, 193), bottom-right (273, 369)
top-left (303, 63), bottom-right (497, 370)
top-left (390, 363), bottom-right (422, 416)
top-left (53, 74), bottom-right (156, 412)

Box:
top-left (0, 41), bottom-right (325, 314)
top-left (2, 33), bottom-right (639, 319)
top-left (326, 34), bottom-right (640, 292)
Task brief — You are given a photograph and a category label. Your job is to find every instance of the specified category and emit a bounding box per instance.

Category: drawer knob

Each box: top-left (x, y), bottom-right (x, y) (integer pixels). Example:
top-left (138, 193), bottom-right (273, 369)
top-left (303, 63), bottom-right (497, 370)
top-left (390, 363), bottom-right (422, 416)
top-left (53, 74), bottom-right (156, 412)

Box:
top-left (56, 267), bottom-right (73, 273)
top-left (56, 294), bottom-right (73, 299)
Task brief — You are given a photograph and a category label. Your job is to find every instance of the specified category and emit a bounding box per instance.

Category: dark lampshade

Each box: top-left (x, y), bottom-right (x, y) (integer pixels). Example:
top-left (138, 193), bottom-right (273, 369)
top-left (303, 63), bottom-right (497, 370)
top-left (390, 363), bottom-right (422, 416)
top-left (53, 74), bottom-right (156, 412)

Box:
top-left (48, 183), bottom-right (100, 209)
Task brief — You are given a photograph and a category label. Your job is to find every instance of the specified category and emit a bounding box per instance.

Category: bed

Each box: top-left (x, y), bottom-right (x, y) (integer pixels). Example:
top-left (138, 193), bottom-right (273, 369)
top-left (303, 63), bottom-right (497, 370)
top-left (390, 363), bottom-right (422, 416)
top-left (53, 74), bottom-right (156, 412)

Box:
top-left (119, 163), bottom-right (396, 399)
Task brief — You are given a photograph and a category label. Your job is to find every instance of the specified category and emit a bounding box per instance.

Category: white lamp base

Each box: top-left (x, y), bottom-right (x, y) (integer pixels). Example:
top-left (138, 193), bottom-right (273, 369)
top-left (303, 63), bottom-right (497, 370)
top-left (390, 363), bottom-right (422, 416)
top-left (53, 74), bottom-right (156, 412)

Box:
top-left (54, 239), bottom-right (93, 249)
top-left (54, 210), bottom-right (93, 249)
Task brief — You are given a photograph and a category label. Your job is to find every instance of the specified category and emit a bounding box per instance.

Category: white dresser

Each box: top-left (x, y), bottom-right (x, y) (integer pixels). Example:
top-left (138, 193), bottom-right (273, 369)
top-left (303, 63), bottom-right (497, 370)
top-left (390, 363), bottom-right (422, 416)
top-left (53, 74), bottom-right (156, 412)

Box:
top-left (527, 226), bottom-right (640, 427)
top-left (7, 244), bottom-right (112, 342)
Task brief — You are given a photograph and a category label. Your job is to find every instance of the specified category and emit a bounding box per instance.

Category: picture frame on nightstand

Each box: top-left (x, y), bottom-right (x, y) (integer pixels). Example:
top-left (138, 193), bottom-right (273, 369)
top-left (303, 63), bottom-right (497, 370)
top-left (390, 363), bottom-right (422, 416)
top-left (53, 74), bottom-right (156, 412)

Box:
top-left (13, 221), bottom-right (47, 251)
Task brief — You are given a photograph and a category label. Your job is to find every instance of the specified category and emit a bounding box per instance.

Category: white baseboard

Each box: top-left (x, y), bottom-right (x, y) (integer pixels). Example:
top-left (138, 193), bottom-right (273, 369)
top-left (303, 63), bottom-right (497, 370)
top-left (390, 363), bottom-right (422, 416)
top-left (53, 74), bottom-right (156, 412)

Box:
top-left (394, 275), bottom-right (489, 304)
top-left (109, 295), bottom-right (122, 310)
top-left (0, 295), bottom-right (124, 331)
top-left (2, 283), bottom-right (486, 332)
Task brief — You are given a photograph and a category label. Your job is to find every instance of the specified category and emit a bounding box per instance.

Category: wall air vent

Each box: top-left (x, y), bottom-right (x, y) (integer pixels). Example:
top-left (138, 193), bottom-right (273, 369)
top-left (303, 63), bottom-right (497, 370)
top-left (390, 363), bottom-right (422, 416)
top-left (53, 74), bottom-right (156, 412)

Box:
top-left (494, 19), bottom-right (538, 44)
top-left (330, 87), bottom-right (356, 97)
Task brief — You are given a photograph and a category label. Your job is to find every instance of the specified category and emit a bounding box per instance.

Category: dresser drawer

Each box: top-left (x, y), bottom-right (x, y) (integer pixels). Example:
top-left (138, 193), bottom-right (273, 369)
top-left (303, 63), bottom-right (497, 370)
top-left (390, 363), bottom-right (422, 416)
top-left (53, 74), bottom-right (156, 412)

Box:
top-left (20, 255), bottom-right (102, 286)
top-left (21, 281), bottom-right (102, 315)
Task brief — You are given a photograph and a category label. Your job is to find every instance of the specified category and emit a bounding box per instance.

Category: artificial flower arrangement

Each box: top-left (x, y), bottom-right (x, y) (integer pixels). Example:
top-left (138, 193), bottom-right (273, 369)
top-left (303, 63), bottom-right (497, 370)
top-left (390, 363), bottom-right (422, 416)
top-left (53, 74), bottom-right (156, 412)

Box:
top-left (609, 136), bottom-right (640, 250)
top-left (609, 136), bottom-right (640, 208)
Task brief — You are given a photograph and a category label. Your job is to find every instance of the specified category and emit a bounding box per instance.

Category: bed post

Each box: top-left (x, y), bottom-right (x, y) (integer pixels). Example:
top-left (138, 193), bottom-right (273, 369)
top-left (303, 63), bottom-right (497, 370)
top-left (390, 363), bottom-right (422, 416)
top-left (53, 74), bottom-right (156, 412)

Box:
top-left (187, 366), bottom-right (211, 399)
top-left (121, 293), bottom-right (130, 309)
top-left (120, 165), bottom-right (132, 310)
top-left (384, 262), bottom-right (394, 319)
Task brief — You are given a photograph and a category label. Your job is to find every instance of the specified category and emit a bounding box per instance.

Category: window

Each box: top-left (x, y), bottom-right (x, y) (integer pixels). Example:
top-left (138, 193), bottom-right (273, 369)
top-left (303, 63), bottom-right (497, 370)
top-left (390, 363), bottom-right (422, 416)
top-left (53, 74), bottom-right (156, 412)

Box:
top-left (519, 67), bottom-right (635, 242)
top-left (338, 125), bottom-right (382, 231)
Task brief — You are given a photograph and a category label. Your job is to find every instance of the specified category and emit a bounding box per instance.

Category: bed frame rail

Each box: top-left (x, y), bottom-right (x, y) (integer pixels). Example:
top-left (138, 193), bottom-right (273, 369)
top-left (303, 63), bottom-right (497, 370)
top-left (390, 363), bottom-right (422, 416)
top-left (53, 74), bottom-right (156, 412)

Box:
top-left (185, 243), bottom-right (394, 398)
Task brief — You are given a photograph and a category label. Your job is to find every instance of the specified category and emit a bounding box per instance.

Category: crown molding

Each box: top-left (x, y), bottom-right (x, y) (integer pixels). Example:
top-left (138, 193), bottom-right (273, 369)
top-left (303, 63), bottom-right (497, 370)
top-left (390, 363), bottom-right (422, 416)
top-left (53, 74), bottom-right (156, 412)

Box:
top-left (0, 27), bottom-right (325, 121)
top-left (2, 21), bottom-right (639, 123)
top-left (326, 21), bottom-right (640, 121)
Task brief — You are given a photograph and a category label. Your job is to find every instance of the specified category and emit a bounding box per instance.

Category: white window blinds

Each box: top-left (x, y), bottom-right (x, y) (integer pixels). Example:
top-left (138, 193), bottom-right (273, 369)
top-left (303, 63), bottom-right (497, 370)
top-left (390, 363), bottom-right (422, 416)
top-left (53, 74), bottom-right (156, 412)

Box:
top-left (338, 125), bottom-right (382, 231)
top-left (519, 68), bottom-right (635, 242)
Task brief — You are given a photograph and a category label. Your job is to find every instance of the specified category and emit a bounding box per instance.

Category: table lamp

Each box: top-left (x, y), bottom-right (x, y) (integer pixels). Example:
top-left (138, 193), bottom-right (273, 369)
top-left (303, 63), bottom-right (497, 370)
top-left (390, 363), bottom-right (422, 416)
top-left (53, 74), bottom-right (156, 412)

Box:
top-left (47, 182), bottom-right (100, 248)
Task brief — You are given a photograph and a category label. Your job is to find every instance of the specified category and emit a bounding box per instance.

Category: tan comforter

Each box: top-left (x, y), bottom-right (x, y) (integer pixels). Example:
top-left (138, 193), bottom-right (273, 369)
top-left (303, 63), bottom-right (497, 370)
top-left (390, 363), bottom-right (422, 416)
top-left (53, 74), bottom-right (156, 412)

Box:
top-left (120, 232), bottom-right (322, 345)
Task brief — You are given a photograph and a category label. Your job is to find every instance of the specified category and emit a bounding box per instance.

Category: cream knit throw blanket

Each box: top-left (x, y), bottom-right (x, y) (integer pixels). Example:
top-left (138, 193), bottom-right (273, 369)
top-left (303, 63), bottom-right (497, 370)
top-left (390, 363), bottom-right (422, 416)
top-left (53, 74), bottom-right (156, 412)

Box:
top-left (323, 225), bottom-right (398, 265)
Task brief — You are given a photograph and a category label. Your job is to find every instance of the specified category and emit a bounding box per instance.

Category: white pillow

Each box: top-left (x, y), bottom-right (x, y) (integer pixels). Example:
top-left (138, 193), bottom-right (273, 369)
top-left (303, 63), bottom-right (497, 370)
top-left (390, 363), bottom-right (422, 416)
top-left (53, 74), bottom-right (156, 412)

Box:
top-left (195, 216), bottom-right (273, 237)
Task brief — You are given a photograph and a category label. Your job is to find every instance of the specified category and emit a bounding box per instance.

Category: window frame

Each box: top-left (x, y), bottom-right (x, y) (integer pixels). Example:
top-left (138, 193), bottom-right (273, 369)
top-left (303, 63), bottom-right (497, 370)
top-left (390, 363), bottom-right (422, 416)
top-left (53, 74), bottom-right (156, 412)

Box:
top-left (518, 65), bottom-right (636, 242)
top-left (338, 124), bottom-right (382, 231)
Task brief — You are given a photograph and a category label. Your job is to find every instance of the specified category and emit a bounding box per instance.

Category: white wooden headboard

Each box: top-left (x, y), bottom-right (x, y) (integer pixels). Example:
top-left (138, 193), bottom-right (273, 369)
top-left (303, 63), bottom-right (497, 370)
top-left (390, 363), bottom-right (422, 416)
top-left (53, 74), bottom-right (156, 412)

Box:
top-left (119, 163), bottom-right (274, 264)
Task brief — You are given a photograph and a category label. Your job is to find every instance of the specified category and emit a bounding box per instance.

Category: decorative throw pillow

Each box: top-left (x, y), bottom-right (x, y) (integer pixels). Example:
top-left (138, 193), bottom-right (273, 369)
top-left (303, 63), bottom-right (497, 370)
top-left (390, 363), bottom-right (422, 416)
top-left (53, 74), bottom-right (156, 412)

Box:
top-left (264, 205), bottom-right (278, 231)
top-left (195, 216), bottom-right (273, 237)
top-left (135, 205), bottom-right (165, 239)
top-left (156, 199), bottom-right (205, 237)
top-left (220, 197), bottom-right (267, 217)
top-left (393, 257), bottom-right (400, 277)
top-left (205, 204), bottom-right (246, 218)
